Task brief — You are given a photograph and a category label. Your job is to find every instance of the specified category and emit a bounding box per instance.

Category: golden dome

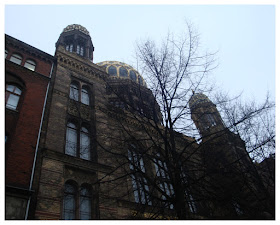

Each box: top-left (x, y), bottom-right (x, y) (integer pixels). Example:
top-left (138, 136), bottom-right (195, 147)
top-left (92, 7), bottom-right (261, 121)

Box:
top-left (97, 61), bottom-right (147, 87)
top-left (189, 92), bottom-right (212, 109)
top-left (62, 24), bottom-right (90, 35)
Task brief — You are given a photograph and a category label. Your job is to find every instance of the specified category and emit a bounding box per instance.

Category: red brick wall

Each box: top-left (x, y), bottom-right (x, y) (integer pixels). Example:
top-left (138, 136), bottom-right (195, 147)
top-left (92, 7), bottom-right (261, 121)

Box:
top-left (5, 46), bottom-right (54, 189)
top-left (5, 44), bottom-right (52, 77)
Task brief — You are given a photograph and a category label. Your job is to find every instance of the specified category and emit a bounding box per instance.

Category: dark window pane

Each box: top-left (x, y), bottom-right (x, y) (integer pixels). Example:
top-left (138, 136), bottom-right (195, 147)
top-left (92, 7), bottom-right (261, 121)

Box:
top-left (108, 66), bottom-right (117, 76)
top-left (119, 67), bottom-right (128, 77)
top-left (80, 127), bottom-right (90, 160)
top-left (65, 123), bottom-right (77, 156)
top-left (70, 83), bottom-right (79, 101)
top-left (81, 87), bottom-right (90, 105)
top-left (130, 70), bottom-right (137, 81)
top-left (80, 186), bottom-right (91, 219)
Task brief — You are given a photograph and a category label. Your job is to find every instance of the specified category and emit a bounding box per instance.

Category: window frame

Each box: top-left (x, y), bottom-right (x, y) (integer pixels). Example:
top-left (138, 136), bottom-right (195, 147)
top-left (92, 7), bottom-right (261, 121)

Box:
top-left (154, 154), bottom-right (174, 209)
top-left (63, 181), bottom-right (78, 220)
top-left (24, 59), bottom-right (36, 71)
top-left (5, 84), bottom-right (22, 110)
top-left (63, 181), bottom-right (93, 220)
top-left (81, 86), bottom-right (90, 105)
top-left (76, 44), bottom-right (85, 56)
top-left (66, 44), bottom-right (74, 52)
top-left (79, 184), bottom-right (92, 220)
top-left (180, 168), bottom-right (197, 214)
top-left (65, 121), bottom-right (91, 161)
top-left (69, 81), bottom-right (91, 106)
top-left (9, 53), bottom-right (22, 65)
top-left (70, 82), bottom-right (80, 101)
top-left (128, 144), bottom-right (151, 205)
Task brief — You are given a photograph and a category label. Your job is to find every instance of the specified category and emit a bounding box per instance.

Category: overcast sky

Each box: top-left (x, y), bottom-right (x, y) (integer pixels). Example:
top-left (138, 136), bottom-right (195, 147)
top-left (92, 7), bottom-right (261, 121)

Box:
top-left (4, 4), bottom-right (275, 103)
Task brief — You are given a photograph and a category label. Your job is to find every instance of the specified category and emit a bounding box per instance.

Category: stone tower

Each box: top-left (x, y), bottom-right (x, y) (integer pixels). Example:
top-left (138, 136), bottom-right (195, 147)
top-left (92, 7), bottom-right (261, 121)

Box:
top-left (56, 24), bottom-right (94, 61)
top-left (189, 92), bottom-right (224, 137)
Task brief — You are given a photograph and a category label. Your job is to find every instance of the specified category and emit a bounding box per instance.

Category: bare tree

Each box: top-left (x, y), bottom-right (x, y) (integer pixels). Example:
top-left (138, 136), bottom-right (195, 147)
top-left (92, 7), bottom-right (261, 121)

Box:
top-left (68, 22), bottom-right (275, 219)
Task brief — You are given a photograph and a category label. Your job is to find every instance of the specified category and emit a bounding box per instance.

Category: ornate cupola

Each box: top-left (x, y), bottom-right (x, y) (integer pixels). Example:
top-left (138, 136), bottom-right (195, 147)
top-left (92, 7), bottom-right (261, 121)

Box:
top-left (189, 92), bottom-right (225, 136)
top-left (56, 24), bottom-right (94, 61)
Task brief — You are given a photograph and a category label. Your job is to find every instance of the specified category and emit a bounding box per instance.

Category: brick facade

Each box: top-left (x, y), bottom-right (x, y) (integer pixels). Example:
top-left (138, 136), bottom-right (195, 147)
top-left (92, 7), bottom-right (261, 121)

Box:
top-left (5, 35), bottom-right (55, 219)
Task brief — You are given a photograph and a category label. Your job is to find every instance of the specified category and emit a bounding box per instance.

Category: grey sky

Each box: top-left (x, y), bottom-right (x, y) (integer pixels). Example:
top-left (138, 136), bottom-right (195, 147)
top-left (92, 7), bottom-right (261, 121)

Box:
top-left (5, 4), bottom-right (275, 103)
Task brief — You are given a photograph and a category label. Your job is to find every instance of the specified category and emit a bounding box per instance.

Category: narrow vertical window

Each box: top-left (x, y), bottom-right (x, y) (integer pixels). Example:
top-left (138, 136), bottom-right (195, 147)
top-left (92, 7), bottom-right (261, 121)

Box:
top-left (70, 82), bottom-right (79, 101)
top-left (5, 84), bottom-right (22, 110)
top-left (181, 169), bottom-right (197, 213)
top-left (81, 86), bottom-right (90, 105)
top-left (80, 127), bottom-right (90, 160)
top-left (5, 49), bottom-right (8, 58)
top-left (24, 59), bottom-right (36, 71)
top-left (80, 185), bottom-right (92, 220)
top-left (65, 123), bottom-right (77, 157)
top-left (10, 53), bottom-right (22, 65)
top-left (80, 46), bottom-right (84, 56)
top-left (206, 114), bottom-right (216, 126)
top-left (63, 182), bottom-right (77, 220)
top-left (154, 155), bottom-right (174, 209)
top-left (77, 45), bottom-right (80, 54)
top-left (128, 144), bottom-right (151, 205)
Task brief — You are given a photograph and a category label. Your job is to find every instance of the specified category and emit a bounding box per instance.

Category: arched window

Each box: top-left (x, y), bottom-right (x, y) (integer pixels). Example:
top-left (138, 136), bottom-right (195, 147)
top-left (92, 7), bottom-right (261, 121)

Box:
top-left (80, 127), bottom-right (90, 160)
top-left (80, 184), bottom-right (92, 220)
top-left (70, 82), bottom-right (79, 101)
top-left (65, 122), bottom-right (77, 157)
top-left (10, 53), bottom-right (22, 65)
top-left (119, 67), bottom-right (128, 77)
top-left (129, 70), bottom-right (137, 81)
top-left (63, 181), bottom-right (77, 220)
top-left (65, 121), bottom-right (91, 160)
top-left (108, 66), bottom-right (117, 76)
top-left (66, 44), bottom-right (73, 52)
top-left (24, 59), bottom-right (36, 71)
top-left (77, 44), bottom-right (84, 56)
top-left (81, 86), bottom-right (90, 105)
top-left (5, 84), bottom-right (22, 110)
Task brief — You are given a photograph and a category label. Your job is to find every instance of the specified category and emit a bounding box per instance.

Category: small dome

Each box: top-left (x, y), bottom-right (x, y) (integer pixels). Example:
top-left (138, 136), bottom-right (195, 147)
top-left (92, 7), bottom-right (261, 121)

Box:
top-left (62, 24), bottom-right (90, 35)
top-left (189, 92), bottom-right (212, 109)
top-left (97, 61), bottom-right (147, 87)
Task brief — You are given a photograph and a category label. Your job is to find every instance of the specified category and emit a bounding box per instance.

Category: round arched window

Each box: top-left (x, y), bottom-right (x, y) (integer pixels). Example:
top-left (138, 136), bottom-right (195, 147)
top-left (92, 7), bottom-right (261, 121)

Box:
top-left (129, 70), bottom-right (137, 81)
top-left (119, 67), bottom-right (128, 77)
top-left (108, 66), bottom-right (117, 76)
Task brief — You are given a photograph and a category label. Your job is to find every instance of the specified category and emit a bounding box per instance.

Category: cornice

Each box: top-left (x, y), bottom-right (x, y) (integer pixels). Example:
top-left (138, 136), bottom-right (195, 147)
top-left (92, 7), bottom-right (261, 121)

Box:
top-left (56, 48), bottom-right (107, 82)
top-left (5, 34), bottom-right (54, 63)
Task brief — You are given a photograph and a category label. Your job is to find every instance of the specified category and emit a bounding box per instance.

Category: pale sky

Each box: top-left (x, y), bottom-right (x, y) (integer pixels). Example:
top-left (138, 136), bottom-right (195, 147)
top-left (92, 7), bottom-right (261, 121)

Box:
top-left (4, 4), bottom-right (276, 103)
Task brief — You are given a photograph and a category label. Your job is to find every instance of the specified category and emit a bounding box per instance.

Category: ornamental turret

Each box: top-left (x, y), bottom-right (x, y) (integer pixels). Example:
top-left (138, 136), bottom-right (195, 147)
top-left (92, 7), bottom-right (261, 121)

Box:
top-left (189, 92), bottom-right (224, 137)
top-left (56, 24), bottom-right (94, 61)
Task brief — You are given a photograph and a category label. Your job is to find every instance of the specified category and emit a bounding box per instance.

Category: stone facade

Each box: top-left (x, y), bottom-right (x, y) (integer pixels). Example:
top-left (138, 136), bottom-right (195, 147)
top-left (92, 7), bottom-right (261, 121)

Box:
top-left (5, 25), bottom-right (274, 220)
